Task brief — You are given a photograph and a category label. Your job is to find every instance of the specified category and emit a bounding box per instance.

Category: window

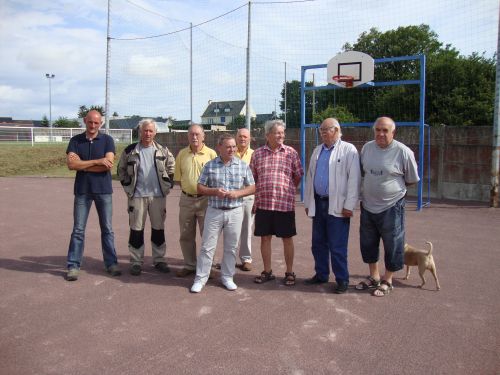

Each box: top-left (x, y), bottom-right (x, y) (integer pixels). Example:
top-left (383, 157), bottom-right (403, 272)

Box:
top-left (221, 116), bottom-right (225, 123)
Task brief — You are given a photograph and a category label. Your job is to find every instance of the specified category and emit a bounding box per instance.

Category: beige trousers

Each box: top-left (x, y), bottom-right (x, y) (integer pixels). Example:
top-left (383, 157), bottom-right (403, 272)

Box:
top-left (178, 193), bottom-right (208, 270)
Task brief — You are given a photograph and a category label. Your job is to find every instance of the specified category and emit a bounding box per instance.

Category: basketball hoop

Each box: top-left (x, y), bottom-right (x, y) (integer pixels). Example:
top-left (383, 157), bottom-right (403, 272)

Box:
top-left (332, 75), bottom-right (354, 88)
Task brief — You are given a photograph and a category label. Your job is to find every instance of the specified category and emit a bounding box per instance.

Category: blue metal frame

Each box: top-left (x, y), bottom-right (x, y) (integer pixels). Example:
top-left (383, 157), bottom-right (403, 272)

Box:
top-left (300, 54), bottom-right (429, 210)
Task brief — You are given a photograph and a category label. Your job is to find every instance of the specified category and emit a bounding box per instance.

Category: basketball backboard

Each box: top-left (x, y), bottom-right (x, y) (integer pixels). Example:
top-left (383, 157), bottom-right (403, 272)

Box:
top-left (327, 51), bottom-right (374, 88)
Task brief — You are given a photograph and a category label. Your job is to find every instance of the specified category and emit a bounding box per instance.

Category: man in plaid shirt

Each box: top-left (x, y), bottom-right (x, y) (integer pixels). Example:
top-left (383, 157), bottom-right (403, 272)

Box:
top-left (190, 133), bottom-right (255, 293)
top-left (250, 120), bottom-right (304, 286)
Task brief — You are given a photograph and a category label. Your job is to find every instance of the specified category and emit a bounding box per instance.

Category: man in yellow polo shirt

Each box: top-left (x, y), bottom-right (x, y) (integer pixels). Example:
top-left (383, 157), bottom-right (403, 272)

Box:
top-left (234, 128), bottom-right (255, 271)
top-left (174, 124), bottom-right (217, 277)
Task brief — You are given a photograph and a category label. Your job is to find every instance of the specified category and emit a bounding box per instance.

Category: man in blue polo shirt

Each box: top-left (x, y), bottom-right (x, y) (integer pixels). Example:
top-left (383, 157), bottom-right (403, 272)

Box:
top-left (65, 110), bottom-right (121, 281)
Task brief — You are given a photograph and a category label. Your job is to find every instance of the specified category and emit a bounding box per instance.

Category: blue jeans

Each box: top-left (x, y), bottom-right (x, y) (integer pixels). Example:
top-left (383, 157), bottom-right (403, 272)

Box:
top-left (67, 193), bottom-right (118, 270)
top-left (359, 198), bottom-right (405, 272)
top-left (311, 197), bottom-right (350, 284)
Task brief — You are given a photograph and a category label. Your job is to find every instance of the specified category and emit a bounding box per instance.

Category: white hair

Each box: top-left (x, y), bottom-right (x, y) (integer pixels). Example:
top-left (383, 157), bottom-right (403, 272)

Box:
top-left (264, 119), bottom-right (286, 135)
top-left (138, 118), bottom-right (158, 133)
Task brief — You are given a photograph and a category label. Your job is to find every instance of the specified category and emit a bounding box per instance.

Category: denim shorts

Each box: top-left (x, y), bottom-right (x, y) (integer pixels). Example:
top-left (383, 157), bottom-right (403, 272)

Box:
top-left (359, 198), bottom-right (405, 272)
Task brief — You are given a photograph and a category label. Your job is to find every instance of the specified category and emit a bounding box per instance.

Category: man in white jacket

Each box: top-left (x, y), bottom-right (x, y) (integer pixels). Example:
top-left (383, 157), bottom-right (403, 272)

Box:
top-left (303, 118), bottom-right (360, 293)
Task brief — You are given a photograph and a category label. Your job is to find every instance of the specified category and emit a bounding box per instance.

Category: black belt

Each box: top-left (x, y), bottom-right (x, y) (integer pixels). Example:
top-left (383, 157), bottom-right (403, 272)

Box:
top-left (182, 191), bottom-right (203, 198)
top-left (217, 206), bottom-right (237, 211)
top-left (314, 194), bottom-right (329, 201)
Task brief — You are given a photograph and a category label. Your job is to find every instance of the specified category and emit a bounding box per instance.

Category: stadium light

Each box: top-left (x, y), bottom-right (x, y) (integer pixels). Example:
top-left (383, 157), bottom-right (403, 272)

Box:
top-left (45, 73), bottom-right (55, 140)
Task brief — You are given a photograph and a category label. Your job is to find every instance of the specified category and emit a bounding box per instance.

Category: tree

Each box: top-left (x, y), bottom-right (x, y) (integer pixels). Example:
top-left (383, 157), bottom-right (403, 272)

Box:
top-left (226, 115), bottom-right (257, 130)
top-left (312, 105), bottom-right (359, 124)
top-left (53, 117), bottom-right (80, 128)
top-left (280, 80), bottom-right (314, 128)
top-left (78, 105), bottom-right (105, 118)
top-left (40, 115), bottom-right (49, 127)
top-left (112, 111), bottom-right (119, 117)
top-left (342, 24), bottom-right (495, 126)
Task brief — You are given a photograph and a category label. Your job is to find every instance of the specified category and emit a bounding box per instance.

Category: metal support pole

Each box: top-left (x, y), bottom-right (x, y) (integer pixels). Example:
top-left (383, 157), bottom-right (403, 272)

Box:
top-left (300, 66), bottom-right (306, 201)
top-left (190, 22), bottom-right (193, 124)
top-left (417, 54), bottom-right (426, 211)
top-left (491, 11), bottom-right (500, 207)
top-left (45, 73), bottom-right (55, 141)
top-left (104, 0), bottom-right (111, 133)
top-left (245, 2), bottom-right (252, 130)
top-left (312, 73), bottom-right (316, 117)
top-left (284, 62), bottom-right (287, 125)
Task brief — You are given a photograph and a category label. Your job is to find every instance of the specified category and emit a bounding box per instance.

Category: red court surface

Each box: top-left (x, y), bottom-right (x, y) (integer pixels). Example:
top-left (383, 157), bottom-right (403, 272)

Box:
top-left (0, 177), bottom-right (499, 375)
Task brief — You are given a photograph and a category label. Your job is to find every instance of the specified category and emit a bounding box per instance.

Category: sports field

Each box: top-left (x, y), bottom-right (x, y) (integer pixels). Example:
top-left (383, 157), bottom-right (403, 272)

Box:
top-left (0, 177), bottom-right (499, 374)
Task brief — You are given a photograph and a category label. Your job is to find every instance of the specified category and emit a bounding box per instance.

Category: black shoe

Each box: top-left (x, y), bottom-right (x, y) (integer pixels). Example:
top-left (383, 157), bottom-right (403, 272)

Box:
top-left (130, 264), bottom-right (142, 276)
top-left (154, 262), bottom-right (170, 273)
top-left (304, 275), bottom-right (328, 285)
top-left (107, 264), bottom-right (122, 277)
top-left (334, 282), bottom-right (349, 294)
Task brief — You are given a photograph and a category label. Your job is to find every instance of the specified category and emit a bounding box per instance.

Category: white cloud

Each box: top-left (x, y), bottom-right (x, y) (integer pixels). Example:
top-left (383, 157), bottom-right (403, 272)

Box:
top-left (125, 55), bottom-right (173, 78)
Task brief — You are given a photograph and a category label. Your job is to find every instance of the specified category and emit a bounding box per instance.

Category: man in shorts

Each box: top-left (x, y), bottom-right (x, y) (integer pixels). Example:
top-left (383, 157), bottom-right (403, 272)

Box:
top-left (250, 120), bottom-right (304, 286)
top-left (356, 117), bottom-right (419, 297)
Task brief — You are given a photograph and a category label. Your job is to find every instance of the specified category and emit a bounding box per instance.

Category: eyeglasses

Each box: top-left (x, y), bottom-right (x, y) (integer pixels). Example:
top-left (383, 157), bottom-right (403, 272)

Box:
top-left (319, 126), bottom-right (337, 133)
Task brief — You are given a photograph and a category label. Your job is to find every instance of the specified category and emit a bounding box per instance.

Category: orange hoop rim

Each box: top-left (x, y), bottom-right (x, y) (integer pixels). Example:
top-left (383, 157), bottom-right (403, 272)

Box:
top-left (332, 75), bottom-right (354, 87)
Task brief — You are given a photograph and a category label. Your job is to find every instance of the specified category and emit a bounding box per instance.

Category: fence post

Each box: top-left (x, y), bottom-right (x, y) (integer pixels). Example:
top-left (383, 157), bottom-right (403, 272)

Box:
top-left (437, 124), bottom-right (445, 199)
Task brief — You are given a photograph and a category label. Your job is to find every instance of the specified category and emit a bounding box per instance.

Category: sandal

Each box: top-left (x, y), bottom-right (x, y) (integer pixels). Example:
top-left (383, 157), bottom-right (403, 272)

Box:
top-left (284, 272), bottom-right (296, 286)
top-left (355, 276), bottom-right (381, 290)
top-left (254, 270), bottom-right (276, 284)
top-left (372, 280), bottom-right (393, 297)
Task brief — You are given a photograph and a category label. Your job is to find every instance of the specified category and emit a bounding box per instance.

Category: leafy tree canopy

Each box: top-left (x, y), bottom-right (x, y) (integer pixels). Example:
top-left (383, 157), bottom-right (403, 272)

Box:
top-left (312, 105), bottom-right (359, 124)
top-left (53, 117), bottom-right (80, 128)
top-left (40, 115), bottom-right (49, 127)
top-left (78, 105), bottom-right (105, 118)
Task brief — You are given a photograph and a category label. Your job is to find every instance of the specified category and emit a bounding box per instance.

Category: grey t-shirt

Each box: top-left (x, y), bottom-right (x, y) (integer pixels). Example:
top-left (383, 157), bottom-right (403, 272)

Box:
top-left (360, 139), bottom-right (419, 214)
top-left (134, 145), bottom-right (161, 198)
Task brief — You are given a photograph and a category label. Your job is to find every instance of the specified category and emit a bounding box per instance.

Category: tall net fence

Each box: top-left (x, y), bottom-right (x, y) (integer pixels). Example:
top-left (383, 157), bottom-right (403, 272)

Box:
top-left (107, 0), bottom-right (497, 132)
top-left (0, 127), bottom-right (132, 145)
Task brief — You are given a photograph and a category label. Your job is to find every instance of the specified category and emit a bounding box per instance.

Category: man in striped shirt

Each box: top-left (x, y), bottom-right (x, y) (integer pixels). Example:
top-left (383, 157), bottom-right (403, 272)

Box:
top-left (250, 120), bottom-right (304, 286)
top-left (190, 134), bottom-right (255, 293)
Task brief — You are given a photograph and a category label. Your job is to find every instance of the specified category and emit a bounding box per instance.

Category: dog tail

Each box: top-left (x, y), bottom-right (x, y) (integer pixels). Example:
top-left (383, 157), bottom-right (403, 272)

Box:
top-left (426, 241), bottom-right (433, 256)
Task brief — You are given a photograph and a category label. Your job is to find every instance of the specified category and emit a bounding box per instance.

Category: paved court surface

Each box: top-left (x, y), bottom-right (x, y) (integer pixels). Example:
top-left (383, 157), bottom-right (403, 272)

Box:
top-left (0, 177), bottom-right (499, 375)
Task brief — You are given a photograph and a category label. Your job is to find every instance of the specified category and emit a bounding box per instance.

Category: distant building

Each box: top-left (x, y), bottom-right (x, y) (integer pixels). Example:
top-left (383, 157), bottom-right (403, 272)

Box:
top-left (201, 100), bottom-right (256, 127)
top-left (109, 116), bottom-right (172, 132)
top-left (0, 117), bottom-right (36, 127)
top-left (255, 112), bottom-right (278, 125)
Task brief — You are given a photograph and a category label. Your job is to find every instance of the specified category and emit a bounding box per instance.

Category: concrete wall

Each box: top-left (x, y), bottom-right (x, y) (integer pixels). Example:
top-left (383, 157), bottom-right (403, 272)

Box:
top-left (156, 125), bottom-right (494, 203)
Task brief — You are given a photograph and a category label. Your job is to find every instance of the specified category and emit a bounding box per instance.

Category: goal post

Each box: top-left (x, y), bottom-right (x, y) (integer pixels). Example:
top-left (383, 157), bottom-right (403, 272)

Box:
top-left (300, 54), bottom-right (429, 210)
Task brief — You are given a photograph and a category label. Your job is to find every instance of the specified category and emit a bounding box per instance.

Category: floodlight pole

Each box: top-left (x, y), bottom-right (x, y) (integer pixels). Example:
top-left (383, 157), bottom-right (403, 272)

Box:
top-left (104, 0), bottom-right (111, 133)
top-left (491, 13), bottom-right (500, 207)
top-left (190, 22), bottom-right (193, 124)
top-left (284, 61), bottom-right (287, 125)
top-left (45, 73), bottom-right (55, 141)
top-left (245, 1), bottom-right (251, 131)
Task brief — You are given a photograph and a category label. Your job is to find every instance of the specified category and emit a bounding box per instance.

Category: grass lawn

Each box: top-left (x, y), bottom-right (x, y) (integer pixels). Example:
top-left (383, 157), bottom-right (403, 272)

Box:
top-left (0, 143), bottom-right (127, 178)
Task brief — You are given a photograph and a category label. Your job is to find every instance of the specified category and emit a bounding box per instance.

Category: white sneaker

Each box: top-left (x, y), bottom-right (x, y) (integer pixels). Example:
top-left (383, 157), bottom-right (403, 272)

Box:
top-left (190, 282), bottom-right (204, 293)
top-left (222, 279), bottom-right (237, 291)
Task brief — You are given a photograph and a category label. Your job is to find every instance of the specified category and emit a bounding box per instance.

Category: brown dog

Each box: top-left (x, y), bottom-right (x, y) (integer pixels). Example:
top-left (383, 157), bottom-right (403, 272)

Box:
top-left (403, 241), bottom-right (441, 290)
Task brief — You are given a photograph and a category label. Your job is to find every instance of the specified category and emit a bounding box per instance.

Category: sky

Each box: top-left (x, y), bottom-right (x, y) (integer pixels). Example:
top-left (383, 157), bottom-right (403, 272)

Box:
top-left (0, 0), bottom-right (498, 122)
